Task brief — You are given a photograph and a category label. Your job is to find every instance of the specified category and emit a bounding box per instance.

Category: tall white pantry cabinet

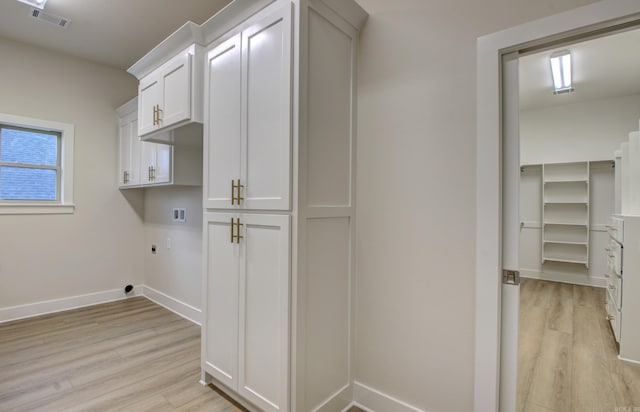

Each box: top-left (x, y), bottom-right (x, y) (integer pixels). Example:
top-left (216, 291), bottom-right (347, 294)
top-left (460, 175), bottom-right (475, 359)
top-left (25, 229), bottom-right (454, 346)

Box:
top-left (201, 1), bottom-right (367, 412)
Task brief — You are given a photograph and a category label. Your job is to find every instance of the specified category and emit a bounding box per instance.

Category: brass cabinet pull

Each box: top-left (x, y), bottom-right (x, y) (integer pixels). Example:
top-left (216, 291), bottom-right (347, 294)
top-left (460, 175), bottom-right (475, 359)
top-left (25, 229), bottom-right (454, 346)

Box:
top-left (231, 180), bottom-right (237, 205)
top-left (150, 166), bottom-right (155, 180)
top-left (231, 179), bottom-right (244, 205)
top-left (236, 179), bottom-right (244, 203)
top-left (123, 171), bottom-right (129, 184)
top-left (236, 218), bottom-right (243, 244)
top-left (230, 218), bottom-right (243, 244)
top-left (230, 218), bottom-right (235, 243)
top-left (152, 105), bottom-right (163, 126)
top-left (148, 166), bottom-right (152, 180)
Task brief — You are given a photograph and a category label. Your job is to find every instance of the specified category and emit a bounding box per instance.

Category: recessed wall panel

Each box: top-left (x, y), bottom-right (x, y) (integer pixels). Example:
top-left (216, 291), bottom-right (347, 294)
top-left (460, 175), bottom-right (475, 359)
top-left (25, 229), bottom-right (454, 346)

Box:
top-left (306, 10), bottom-right (353, 207)
top-left (305, 217), bottom-right (350, 410)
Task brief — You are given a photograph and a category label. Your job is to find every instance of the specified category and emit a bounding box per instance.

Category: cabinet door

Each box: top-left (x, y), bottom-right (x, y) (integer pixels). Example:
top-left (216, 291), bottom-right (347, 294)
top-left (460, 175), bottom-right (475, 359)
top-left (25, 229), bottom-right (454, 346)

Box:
top-left (140, 141), bottom-right (155, 185)
top-left (154, 143), bottom-right (172, 184)
top-left (237, 214), bottom-right (290, 412)
top-left (118, 122), bottom-right (132, 187)
top-left (161, 52), bottom-right (192, 128)
top-left (119, 118), bottom-right (141, 187)
top-left (205, 35), bottom-right (242, 209)
top-left (139, 76), bottom-right (161, 136)
top-left (203, 213), bottom-right (240, 390)
top-left (128, 120), bottom-right (141, 186)
top-left (241, 4), bottom-right (292, 210)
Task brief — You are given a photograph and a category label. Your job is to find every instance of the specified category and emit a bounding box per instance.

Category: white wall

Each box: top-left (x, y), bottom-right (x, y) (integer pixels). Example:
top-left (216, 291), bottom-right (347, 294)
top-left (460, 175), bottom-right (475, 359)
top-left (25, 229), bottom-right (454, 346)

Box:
top-left (143, 186), bottom-right (202, 320)
top-left (0, 37), bottom-right (142, 309)
top-left (354, 0), bottom-right (597, 411)
top-left (521, 94), bottom-right (640, 164)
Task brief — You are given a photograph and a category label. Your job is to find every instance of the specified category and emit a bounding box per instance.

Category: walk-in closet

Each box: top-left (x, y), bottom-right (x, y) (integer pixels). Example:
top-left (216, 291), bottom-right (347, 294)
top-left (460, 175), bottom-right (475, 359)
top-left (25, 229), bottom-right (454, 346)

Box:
top-left (516, 27), bottom-right (640, 412)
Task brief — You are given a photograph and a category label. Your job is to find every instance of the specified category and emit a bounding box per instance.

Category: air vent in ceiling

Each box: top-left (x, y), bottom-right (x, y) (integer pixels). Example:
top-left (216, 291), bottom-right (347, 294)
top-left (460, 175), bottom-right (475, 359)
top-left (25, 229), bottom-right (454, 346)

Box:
top-left (29, 7), bottom-right (71, 28)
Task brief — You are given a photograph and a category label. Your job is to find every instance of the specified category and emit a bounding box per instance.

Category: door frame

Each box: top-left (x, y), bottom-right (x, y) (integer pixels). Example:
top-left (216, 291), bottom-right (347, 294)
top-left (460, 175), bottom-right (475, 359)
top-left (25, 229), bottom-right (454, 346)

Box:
top-left (474, 1), bottom-right (640, 411)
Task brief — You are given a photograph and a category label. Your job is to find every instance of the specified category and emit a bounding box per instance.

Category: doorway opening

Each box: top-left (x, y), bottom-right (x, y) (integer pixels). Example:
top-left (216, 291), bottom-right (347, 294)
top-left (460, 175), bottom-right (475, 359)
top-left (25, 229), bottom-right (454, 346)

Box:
top-left (516, 27), bottom-right (640, 412)
top-left (475, 3), bottom-right (640, 412)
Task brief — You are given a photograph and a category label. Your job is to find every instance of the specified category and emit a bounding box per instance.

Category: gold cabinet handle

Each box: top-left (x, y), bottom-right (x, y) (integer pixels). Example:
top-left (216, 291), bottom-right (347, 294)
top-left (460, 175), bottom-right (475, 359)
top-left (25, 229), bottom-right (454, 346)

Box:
top-left (230, 218), bottom-right (243, 244)
top-left (231, 218), bottom-right (235, 243)
top-left (236, 218), bottom-right (243, 244)
top-left (123, 170), bottom-right (129, 184)
top-left (236, 179), bottom-right (244, 203)
top-left (231, 179), bottom-right (244, 205)
top-left (231, 180), bottom-right (237, 205)
top-left (150, 166), bottom-right (155, 180)
top-left (152, 105), bottom-right (163, 126)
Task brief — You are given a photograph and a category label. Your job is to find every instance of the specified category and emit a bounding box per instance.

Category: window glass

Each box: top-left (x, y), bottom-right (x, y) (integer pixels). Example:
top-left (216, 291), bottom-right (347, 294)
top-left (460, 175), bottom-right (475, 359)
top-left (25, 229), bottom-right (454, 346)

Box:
top-left (0, 114), bottom-right (74, 214)
top-left (0, 125), bottom-right (60, 202)
top-left (0, 166), bottom-right (57, 200)
top-left (0, 128), bottom-right (58, 166)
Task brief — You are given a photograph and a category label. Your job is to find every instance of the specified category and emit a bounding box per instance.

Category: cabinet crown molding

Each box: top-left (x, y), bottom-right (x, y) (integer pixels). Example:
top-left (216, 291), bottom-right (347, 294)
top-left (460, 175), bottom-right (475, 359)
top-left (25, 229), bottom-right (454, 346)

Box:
top-left (127, 1), bottom-right (274, 80)
top-left (128, 21), bottom-right (203, 80)
top-left (127, 0), bottom-right (368, 80)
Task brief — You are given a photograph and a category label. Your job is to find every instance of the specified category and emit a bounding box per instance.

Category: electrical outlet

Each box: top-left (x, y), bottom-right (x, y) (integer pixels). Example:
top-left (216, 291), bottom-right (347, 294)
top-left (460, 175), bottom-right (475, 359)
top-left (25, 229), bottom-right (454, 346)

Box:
top-left (172, 208), bottom-right (186, 223)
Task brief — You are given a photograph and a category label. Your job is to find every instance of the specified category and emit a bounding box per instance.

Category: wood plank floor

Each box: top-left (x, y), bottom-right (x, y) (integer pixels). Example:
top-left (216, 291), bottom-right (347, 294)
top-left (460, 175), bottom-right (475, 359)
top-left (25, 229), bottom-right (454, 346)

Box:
top-left (518, 278), bottom-right (640, 412)
top-left (0, 297), bottom-right (246, 412)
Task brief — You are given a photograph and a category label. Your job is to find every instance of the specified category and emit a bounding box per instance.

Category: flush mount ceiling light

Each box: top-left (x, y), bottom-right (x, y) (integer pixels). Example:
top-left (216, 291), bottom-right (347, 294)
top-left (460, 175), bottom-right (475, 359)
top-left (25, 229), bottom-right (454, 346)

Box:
top-left (550, 50), bottom-right (574, 94)
top-left (16, 0), bottom-right (47, 9)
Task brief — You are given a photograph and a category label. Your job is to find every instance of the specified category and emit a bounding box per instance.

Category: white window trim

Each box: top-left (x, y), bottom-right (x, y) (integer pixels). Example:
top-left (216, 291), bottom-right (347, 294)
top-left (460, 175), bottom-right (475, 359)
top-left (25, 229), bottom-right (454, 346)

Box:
top-left (0, 113), bottom-right (74, 215)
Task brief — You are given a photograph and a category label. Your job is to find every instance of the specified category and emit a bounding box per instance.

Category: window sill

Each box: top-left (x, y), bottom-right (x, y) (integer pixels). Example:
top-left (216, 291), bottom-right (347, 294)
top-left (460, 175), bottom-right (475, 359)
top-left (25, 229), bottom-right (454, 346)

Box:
top-left (0, 204), bottom-right (75, 215)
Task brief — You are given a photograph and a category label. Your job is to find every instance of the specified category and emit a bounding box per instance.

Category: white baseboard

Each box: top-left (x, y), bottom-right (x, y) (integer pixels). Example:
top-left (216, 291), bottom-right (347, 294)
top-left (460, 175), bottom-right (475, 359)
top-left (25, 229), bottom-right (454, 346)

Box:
top-left (618, 355), bottom-right (640, 366)
top-left (520, 269), bottom-right (606, 288)
top-left (353, 381), bottom-right (425, 412)
top-left (341, 401), bottom-right (366, 412)
top-left (342, 401), bottom-right (375, 412)
top-left (0, 285), bottom-right (201, 325)
top-left (139, 285), bottom-right (201, 325)
top-left (0, 285), bottom-right (144, 323)
top-left (313, 383), bottom-right (352, 412)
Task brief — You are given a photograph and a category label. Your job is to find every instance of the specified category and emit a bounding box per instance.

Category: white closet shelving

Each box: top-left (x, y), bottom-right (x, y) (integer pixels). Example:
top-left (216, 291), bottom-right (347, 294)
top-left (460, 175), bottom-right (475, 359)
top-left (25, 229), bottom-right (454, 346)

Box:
top-left (542, 162), bottom-right (590, 266)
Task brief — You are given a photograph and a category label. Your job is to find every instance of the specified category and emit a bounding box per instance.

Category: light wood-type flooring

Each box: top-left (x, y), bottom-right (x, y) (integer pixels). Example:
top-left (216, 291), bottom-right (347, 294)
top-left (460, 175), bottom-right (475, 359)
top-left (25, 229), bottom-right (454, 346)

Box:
top-left (0, 297), bottom-right (246, 412)
top-left (518, 278), bottom-right (640, 412)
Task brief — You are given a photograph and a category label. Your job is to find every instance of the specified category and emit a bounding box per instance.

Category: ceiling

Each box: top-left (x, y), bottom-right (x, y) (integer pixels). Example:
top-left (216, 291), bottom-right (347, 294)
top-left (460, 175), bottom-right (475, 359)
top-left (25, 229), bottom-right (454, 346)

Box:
top-left (0, 0), bottom-right (233, 70)
top-left (1, 0), bottom-right (638, 109)
top-left (520, 27), bottom-right (640, 111)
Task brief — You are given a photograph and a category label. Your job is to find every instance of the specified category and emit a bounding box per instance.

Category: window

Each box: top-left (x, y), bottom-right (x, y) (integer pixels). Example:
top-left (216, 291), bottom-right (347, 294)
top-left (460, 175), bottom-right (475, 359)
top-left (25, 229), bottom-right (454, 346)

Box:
top-left (0, 113), bottom-right (74, 214)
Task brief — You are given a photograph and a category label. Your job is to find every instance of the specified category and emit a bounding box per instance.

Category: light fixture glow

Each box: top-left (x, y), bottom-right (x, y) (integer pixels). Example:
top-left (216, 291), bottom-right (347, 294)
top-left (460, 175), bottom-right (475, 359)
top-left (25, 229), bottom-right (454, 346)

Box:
top-left (16, 0), bottom-right (47, 10)
top-left (549, 50), bottom-right (573, 94)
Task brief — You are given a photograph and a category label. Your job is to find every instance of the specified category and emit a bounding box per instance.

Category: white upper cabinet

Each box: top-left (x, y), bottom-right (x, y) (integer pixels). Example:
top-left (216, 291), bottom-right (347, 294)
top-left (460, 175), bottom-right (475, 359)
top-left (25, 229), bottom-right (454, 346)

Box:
top-left (205, 35), bottom-right (242, 208)
top-left (138, 76), bottom-right (161, 137)
top-left (118, 113), bottom-right (141, 187)
top-left (204, 3), bottom-right (292, 211)
top-left (117, 98), bottom-right (202, 189)
top-left (140, 140), bottom-right (172, 185)
top-left (136, 44), bottom-right (203, 141)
